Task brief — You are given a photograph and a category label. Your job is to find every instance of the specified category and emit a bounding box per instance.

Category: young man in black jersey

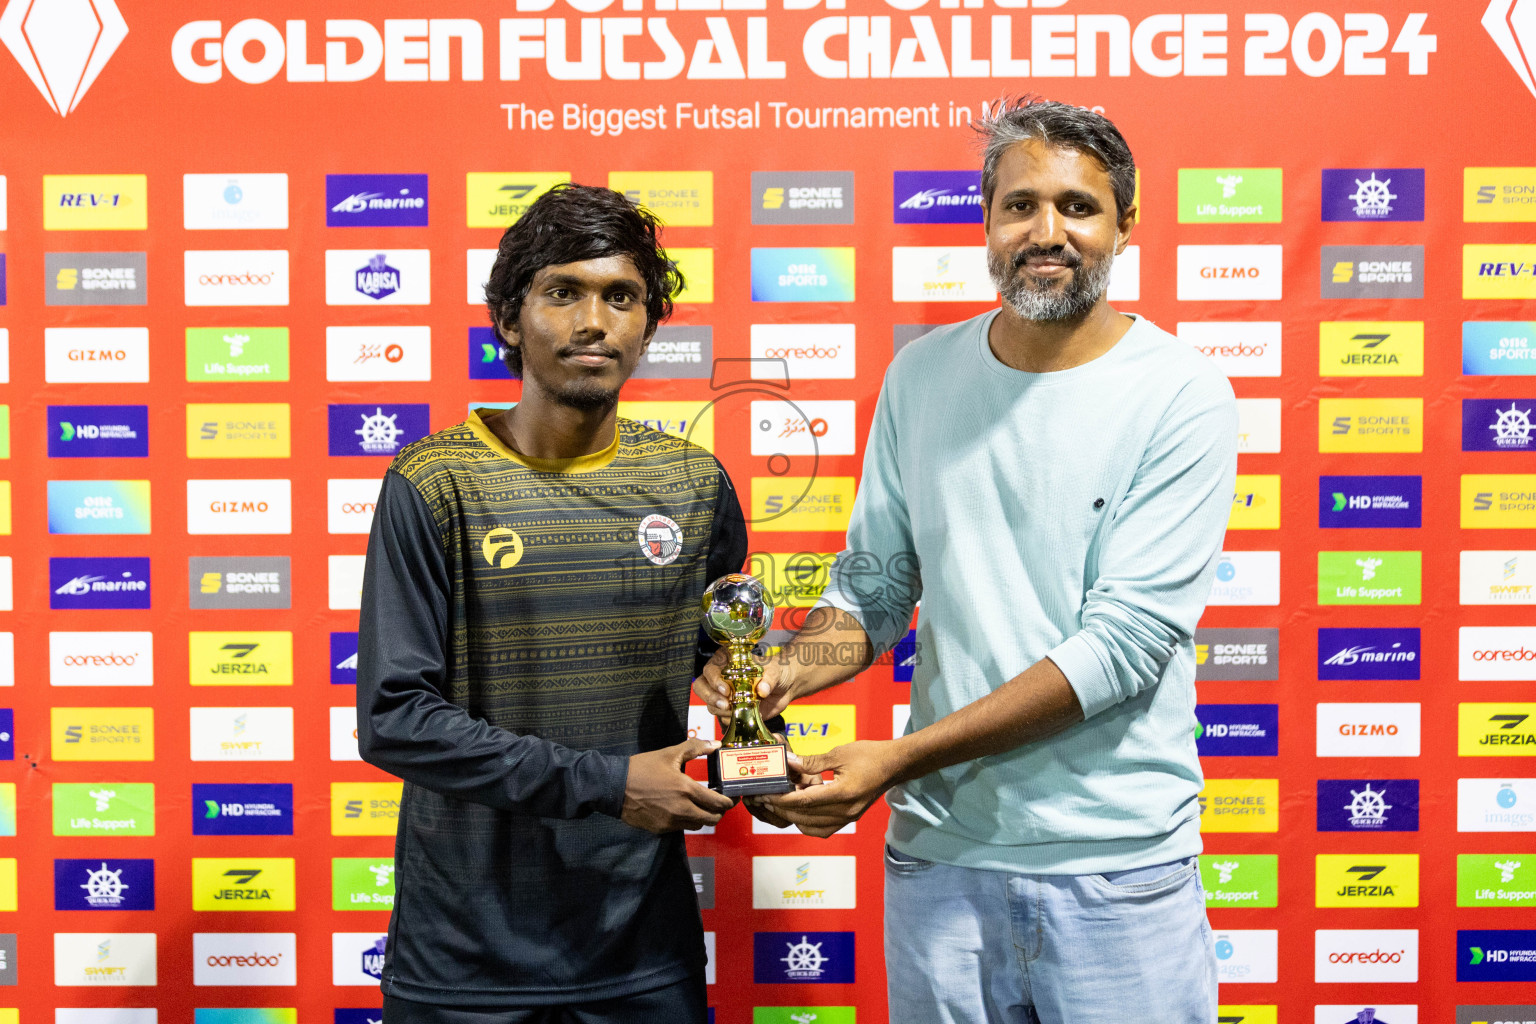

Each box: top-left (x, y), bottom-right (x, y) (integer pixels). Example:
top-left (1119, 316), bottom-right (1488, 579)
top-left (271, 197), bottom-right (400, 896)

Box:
top-left (358, 183), bottom-right (743, 1023)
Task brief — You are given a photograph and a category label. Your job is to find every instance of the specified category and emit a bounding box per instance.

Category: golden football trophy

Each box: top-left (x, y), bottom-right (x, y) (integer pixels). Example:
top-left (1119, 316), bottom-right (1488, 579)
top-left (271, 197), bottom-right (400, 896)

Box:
top-left (702, 573), bottom-right (794, 797)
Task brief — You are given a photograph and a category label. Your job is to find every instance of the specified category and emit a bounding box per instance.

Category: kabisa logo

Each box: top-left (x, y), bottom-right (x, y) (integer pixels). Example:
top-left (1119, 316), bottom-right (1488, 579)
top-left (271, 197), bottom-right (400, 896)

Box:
top-left (325, 248), bottom-right (429, 305)
top-left (1465, 398), bottom-right (1536, 452)
top-left (1321, 169), bottom-right (1425, 222)
top-left (1460, 929), bottom-right (1536, 982)
top-left (0, 0), bottom-right (128, 115)
top-left (753, 932), bottom-right (855, 984)
top-left (192, 783), bottom-right (293, 836)
top-left (1318, 628), bottom-right (1420, 681)
top-left (1464, 321), bottom-right (1536, 375)
top-left (1195, 704), bottom-right (1279, 756)
top-left (893, 171), bottom-right (983, 224)
top-left (326, 174), bottom-right (428, 227)
top-left (1484, 2), bottom-right (1536, 101)
top-left (362, 936), bottom-right (385, 979)
top-left (54, 858), bottom-right (154, 911)
top-left (331, 632), bottom-right (359, 684)
top-left (1319, 476), bottom-right (1421, 529)
top-left (49, 557), bottom-right (150, 610)
top-left (752, 171), bottom-right (855, 226)
top-left (327, 403), bottom-right (429, 457)
top-left (48, 405), bottom-right (149, 459)
top-left (1317, 779), bottom-right (1419, 832)
top-left (356, 253), bottom-right (400, 300)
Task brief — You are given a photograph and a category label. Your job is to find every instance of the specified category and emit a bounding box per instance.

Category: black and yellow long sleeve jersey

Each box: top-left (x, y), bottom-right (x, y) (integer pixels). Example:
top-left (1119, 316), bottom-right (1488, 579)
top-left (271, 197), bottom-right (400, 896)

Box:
top-left (357, 409), bottom-right (747, 1006)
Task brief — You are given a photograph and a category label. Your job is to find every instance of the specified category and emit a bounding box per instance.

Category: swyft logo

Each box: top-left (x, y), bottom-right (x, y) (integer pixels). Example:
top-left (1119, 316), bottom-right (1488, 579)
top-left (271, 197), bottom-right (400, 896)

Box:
top-left (1, 0), bottom-right (128, 116)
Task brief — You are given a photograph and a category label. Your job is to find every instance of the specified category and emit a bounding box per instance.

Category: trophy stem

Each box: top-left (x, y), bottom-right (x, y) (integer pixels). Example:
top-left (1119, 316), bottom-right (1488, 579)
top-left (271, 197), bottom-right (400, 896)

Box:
top-left (719, 641), bottom-right (775, 747)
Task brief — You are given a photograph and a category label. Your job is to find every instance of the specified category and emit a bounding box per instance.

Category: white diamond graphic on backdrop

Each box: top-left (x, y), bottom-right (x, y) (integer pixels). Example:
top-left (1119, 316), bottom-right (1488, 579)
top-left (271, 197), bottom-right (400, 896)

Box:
top-left (1486, 0), bottom-right (1536, 98)
top-left (0, 0), bottom-right (128, 115)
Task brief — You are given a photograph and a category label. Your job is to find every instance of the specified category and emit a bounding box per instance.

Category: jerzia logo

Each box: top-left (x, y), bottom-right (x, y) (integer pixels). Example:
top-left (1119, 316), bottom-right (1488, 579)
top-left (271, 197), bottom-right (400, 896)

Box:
top-left (1, 0), bottom-right (128, 115)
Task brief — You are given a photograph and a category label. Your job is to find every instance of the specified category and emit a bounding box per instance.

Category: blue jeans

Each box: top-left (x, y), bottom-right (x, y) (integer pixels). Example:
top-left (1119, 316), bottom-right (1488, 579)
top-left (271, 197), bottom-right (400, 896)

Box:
top-left (884, 846), bottom-right (1217, 1024)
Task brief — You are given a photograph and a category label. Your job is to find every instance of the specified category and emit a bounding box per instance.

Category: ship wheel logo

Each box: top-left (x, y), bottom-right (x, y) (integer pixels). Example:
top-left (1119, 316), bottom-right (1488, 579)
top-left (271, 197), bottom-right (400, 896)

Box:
top-left (1345, 784), bottom-right (1392, 827)
top-left (781, 935), bottom-right (827, 979)
top-left (81, 861), bottom-right (128, 905)
top-left (1348, 173), bottom-right (1397, 218)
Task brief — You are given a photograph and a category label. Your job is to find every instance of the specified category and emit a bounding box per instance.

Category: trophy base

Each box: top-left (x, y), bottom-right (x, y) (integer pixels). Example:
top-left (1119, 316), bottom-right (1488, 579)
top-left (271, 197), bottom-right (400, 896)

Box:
top-left (707, 743), bottom-right (794, 797)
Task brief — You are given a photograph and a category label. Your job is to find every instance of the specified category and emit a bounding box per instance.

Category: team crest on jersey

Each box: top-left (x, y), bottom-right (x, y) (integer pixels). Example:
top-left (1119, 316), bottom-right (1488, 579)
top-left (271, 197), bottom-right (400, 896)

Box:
top-left (638, 514), bottom-right (683, 566)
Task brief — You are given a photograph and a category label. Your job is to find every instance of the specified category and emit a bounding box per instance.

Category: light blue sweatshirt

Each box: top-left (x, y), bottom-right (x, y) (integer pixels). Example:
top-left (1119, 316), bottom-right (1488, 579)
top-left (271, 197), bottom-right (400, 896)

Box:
top-left (816, 310), bottom-right (1238, 875)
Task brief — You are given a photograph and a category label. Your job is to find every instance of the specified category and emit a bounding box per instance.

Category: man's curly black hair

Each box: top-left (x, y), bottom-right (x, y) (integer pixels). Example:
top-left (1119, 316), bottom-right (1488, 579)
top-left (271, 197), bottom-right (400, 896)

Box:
top-left (482, 183), bottom-right (684, 378)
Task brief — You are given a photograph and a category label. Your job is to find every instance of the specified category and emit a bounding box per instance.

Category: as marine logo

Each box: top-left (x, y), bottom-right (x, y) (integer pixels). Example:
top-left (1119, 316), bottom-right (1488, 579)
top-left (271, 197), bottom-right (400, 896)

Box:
top-left (638, 514), bottom-right (683, 566)
top-left (482, 528), bottom-right (523, 569)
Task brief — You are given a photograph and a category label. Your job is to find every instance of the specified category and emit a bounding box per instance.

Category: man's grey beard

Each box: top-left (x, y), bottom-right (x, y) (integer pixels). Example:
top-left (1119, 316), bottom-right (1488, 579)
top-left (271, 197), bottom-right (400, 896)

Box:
top-left (535, 375), bottom-right (619, 412)
top-left (989, 246), bottom-right (1115, 321)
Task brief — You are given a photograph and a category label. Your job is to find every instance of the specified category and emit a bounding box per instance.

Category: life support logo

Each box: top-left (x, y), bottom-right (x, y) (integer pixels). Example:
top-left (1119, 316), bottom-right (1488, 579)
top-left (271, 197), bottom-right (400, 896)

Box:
top-left (482, 528), bottom-right (523, 569)
top-left (637, 514), bottom-right (683, 566)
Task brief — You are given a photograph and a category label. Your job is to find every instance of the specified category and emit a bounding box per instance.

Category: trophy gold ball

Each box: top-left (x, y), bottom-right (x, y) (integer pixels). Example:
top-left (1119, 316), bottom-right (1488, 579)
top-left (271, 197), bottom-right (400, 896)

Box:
top-left (702, 573), bottom-right (794, 797)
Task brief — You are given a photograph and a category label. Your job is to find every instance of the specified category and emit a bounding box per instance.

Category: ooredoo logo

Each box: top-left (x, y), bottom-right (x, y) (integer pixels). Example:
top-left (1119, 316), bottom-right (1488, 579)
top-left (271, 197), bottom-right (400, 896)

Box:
top-left (1462, 627), bottom-right (1536, 680)
top-left (50, 632), bottom-right (153, 687)
top-left (1314, 929), bottom-right (1418, 982)
top-left (750, 324), bottom-right (855, 380)
top-left (1, 0), bottom-right (128, 116)
top-left (184, 251), bottom-right (289, 306)
top-left (192, 932), bottom-right (296, 985)
top-left (1177, 322), bottom-right (1282, 377)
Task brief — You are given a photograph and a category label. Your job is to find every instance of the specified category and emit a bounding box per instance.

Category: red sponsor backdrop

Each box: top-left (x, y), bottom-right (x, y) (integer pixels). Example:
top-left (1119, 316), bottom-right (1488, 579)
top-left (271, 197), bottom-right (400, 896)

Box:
top-left (2, 0), bottom-right (1535, 1020)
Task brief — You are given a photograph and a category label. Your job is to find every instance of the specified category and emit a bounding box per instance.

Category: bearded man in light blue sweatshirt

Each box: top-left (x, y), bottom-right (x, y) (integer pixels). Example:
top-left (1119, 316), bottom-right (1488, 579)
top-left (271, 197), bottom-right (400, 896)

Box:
top-left (696, 98), bottom-right (1237, 1023)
